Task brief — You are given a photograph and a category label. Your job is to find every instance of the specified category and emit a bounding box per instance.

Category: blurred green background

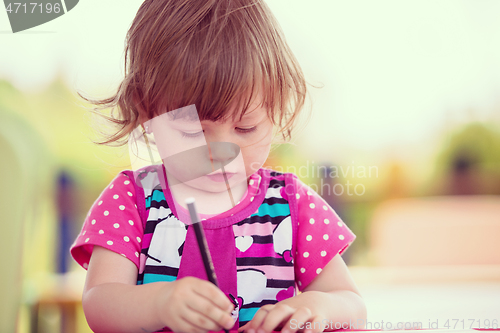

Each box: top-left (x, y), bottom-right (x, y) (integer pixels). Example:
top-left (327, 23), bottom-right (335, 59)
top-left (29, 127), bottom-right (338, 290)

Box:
top-left (2, 72), bottom-right (500, 333)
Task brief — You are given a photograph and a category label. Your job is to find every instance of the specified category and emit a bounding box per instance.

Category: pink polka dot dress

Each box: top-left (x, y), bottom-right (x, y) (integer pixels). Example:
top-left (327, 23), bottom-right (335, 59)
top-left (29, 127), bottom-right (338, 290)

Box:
top-left (71, 174), bottom-right (144, 269)
top-left (70, 167), bottom-right (356, 327)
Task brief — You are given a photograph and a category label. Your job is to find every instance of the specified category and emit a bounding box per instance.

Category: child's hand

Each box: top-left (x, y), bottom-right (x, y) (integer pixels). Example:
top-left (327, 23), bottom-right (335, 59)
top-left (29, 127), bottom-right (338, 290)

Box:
top-left (238, 254), bottom-right (367, 333)
top-left (157, 276), bottom-right (235, 333)
top-left (238, 302), bottom-right (325, 333)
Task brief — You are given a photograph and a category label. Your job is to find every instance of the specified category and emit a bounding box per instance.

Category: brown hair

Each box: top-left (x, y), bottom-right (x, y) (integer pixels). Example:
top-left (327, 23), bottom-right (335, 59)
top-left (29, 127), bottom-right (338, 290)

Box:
top-left (81, 0), bottom-right (309, 146)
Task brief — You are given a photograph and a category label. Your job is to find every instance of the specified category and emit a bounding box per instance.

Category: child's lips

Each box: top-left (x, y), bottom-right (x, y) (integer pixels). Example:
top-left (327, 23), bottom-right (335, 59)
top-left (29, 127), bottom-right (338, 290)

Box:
top-left (205, 172), bottom-right (236, 182)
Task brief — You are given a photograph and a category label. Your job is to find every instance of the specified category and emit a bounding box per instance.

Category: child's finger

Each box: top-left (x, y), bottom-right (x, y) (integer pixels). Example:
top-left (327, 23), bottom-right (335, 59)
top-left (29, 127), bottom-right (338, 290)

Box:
top-left (187, 296), bottom-right (234, 330)
top-left (243, 304), bottom-right (275, 332)
top-left (193, 281), bottom-right (234, 312)
top-left (282, 307), bottom-right (315, 333)
top-left (258, 304), bottom-right (296, 333)
top-left (238, 322), bottom-right (249, 332)
top-left (304, 316), bottom-right (326, 333)
top-left (173, 316), bottom-right (210, 333)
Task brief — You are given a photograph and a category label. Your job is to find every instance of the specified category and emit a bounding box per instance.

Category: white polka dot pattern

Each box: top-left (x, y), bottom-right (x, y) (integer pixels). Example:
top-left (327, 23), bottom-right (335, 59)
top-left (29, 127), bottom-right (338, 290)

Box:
top-left (70, 172), bottom-right (144, 271)
top-left (70, 169), bottom-right (356, 295)
top-left (292, 174), bottom-right (356, 291)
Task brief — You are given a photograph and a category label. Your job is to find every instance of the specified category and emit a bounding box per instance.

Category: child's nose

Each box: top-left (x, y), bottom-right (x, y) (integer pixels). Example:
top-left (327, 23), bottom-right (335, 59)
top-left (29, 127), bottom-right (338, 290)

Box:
top-left (207, 142), bottom-right (240, 164)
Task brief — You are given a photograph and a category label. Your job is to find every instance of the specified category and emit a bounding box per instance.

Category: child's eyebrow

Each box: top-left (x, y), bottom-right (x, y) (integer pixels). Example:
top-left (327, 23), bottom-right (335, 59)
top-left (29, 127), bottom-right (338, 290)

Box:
top-left (194, 109), bottom-right (263, 125)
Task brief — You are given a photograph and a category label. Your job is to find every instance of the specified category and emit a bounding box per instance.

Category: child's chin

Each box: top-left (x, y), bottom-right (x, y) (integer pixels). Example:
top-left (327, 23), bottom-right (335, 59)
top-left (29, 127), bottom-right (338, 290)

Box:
top-left (181, 173), bottom-right (247, 192)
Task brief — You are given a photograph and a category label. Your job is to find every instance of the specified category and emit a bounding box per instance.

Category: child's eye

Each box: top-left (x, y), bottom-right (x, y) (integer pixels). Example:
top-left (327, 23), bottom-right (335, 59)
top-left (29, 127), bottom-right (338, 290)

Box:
top-left (181, 127), bottom-right (256, 138)
top-left (236, 126), bottom-right (257, 134)
top-left (181, 131), bottom-right (204, 138)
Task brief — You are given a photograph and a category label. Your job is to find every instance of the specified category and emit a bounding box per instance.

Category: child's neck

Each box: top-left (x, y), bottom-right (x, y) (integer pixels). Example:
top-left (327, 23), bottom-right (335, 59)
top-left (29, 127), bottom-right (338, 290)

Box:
top-left (168, 177), bottom-right (249, 216)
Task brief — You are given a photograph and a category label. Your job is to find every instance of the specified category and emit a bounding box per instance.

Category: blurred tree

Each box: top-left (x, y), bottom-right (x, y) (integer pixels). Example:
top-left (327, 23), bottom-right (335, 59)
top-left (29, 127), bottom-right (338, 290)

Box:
top-left (431, 122), bottom-right (500, 195)
top-left (382, 161), bottom-right (410, 199)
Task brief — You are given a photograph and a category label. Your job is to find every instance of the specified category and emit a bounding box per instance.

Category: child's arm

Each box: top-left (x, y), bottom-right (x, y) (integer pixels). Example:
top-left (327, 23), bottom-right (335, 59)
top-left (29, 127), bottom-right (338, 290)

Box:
top-left (82, 245), bottom-right (235, 333)
top-left (239, 253), bottom-right (367, 333)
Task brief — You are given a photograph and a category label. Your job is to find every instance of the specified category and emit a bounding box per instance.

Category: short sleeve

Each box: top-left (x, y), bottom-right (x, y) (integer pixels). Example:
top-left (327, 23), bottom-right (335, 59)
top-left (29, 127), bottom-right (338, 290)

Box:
top-left (291, 174), bottom-right (356, 291)
top-left (70, 172), bottom-right (144, 270)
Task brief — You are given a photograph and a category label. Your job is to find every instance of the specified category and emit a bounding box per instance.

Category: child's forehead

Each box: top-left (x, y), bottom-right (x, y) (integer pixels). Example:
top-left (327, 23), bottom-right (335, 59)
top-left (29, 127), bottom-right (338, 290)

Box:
top-left (162, 105), bottom-right (265, 126)
top-left (158, 93), bottom-right (267, 123)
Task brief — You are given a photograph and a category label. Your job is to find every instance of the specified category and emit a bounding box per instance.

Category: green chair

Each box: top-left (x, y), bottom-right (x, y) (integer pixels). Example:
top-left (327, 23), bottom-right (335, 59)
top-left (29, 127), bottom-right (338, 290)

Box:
top-left (0, 109), bottom-right (50, 332)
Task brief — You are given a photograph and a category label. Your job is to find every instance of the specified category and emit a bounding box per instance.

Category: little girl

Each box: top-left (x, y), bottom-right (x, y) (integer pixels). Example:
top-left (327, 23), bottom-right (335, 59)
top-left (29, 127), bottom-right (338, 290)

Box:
top-left (70, 1), bottom-right (366, 332)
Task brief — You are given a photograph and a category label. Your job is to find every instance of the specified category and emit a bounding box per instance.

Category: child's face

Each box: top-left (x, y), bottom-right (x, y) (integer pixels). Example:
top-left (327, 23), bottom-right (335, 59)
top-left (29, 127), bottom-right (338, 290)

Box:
top-left (146, 94), bottom-right (274, 193)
